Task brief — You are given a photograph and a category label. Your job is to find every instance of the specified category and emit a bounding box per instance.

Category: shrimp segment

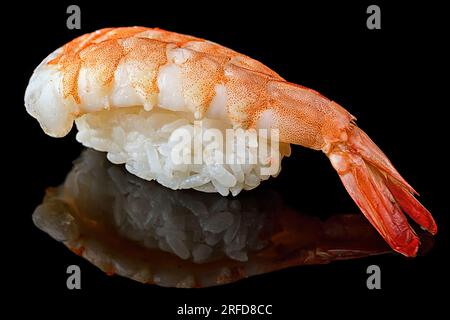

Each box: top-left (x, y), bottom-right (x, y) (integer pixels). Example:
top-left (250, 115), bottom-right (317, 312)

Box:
top-left (24, 27), bottom-right (437, 257)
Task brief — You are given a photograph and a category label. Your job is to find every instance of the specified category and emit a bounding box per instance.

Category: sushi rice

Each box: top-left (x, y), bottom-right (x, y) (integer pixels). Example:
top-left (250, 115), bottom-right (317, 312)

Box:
top-left (76, 107), bottom-right (291, 196)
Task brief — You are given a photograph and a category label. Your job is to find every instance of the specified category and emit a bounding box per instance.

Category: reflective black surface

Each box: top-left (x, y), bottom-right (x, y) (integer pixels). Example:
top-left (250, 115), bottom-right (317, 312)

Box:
top-left (32, 150), bottom-right (393, 287)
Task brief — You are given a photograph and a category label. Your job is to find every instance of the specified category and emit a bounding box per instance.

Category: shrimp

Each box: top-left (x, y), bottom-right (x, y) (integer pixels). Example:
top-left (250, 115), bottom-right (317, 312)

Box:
top-left (24, 27), bottom-right (437, 257)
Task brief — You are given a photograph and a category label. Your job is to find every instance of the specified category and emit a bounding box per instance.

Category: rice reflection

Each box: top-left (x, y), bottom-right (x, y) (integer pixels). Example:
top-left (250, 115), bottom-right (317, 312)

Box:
top-left (33, 149), bottom-right (390, 287)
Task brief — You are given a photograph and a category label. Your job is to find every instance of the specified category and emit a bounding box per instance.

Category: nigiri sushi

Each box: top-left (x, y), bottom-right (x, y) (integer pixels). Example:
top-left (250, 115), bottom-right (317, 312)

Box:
top-left (25, 27), bottom-right (436, 256)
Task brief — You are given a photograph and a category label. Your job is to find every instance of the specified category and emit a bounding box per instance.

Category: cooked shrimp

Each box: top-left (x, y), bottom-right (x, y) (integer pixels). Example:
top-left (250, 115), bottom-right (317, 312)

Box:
top-left (24, 27), bottom-right (437, 257)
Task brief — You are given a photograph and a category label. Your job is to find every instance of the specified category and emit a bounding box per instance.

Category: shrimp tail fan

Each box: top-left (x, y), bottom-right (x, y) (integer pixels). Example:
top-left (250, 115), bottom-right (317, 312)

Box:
top-left (327, 125), bottom-right (437, 257)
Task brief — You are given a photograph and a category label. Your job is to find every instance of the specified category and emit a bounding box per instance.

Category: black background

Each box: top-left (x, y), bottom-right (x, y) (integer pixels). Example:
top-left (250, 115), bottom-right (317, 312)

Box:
top-left (5, 0), bottom-right (448, 317)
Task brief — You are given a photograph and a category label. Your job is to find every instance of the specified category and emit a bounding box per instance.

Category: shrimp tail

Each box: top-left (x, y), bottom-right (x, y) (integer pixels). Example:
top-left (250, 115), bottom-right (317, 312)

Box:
top-left (327, 125), bottom-right (437, 257)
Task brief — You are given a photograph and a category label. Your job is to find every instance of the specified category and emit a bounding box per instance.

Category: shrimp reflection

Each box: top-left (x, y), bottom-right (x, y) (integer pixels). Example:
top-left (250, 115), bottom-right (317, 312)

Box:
top-left (33, 150), bottom-right (391, 288)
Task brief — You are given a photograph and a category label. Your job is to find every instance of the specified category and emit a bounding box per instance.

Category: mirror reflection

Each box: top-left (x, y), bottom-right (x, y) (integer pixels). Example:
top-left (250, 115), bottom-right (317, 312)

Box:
top-left (33, 150), bottom-right (391, 288)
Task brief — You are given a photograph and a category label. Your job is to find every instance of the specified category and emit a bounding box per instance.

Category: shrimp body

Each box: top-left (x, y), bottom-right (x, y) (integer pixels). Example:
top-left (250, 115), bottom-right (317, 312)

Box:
top-left (25, 27), bottom-right (436, 257)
